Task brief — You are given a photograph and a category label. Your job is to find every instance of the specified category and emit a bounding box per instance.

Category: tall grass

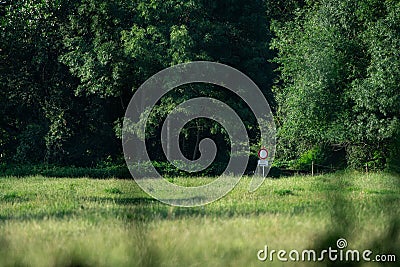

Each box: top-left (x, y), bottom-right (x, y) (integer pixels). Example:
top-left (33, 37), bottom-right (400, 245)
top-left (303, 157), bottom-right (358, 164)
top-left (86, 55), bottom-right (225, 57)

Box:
top-left (0, 172), bottom-right (399, 266)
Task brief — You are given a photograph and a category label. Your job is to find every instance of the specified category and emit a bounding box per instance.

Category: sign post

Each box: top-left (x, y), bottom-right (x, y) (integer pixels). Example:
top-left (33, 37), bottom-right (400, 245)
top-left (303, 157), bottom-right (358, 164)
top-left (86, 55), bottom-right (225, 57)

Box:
top-left (257, 147), bottom-right (269, 177)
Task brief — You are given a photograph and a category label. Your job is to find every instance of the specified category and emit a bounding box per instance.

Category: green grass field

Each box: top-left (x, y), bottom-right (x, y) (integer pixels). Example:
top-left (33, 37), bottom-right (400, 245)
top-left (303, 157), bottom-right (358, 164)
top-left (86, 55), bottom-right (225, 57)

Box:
top-left (0, 172), bottom-right (399, 267)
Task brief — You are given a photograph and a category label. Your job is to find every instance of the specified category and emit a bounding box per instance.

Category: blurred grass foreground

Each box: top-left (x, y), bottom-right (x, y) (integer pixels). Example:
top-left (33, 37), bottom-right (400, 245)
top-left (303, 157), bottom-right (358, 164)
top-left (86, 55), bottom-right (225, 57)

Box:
top-left (0, 172), bottom-right (399, 267)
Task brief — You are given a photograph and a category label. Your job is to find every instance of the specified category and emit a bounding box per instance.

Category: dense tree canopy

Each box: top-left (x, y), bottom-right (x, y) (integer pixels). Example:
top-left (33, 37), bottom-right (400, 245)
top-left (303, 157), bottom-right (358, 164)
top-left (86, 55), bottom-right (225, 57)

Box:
top-left (1, 0), bottom-right (399, 173)
top-left (272, 0), bottom-right (400, 170)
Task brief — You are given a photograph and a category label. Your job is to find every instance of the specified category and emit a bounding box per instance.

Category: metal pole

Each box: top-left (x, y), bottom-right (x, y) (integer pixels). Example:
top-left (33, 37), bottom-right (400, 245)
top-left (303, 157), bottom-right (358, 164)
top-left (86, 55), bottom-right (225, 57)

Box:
top-left (262, 165), bottom-right (265, 177)
top-left (312, 161), bottom-right (314, 176)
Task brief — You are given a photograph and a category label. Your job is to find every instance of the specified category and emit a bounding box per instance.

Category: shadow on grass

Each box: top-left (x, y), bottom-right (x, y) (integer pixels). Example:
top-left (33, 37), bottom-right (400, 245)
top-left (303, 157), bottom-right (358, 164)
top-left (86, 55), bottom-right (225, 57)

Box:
top-left (82, 196), bottom-right (159, 206)
top-left (0, 210), bottom-right (76, 221)
top-left (0, 194), bottom-right (321, 222)
top-left (81, 195), bottom-right (320, 221)
top-left (311, 174), bottom-right (399, 266)
top-left (0, 192), bottom-right (30, 203)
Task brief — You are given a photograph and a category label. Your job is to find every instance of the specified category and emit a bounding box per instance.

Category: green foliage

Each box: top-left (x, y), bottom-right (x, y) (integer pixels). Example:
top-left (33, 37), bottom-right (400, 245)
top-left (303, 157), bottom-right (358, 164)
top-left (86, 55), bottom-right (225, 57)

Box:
top-left (0, 161), bottom-right (229, 178)
top-left (14, 124), bottom-right (46, 163)
top-left (272, 0), bottom-right (400, 171)
top-left (133, 160), bottom-right (227, 178)
top-left (2, 0), bottom-right (400, 173)
top-left (1, 0), bottom-right (276, 173)
top-left (0, 164), bottom-right (130, 178)
top-left (386, 125), bottom-right (400, 173)
top-left (294, 146), bottom-right (327, 171)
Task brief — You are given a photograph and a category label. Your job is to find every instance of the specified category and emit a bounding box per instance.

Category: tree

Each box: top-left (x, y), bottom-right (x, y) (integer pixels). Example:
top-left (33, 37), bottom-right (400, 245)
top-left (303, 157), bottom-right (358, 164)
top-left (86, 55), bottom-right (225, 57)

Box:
top-left (0, 0), bottom-right (121, 165)
top-left (60, 0), bottom-right (275, 172)
top-left (0, 0), bottom-right (74, 163)
top-left (271, 0), bottom-right (400, 170)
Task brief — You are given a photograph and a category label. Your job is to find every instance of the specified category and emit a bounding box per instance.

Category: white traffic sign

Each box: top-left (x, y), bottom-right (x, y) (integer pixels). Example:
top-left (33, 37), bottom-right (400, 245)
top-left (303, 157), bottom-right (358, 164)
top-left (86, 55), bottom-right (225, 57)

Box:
top-left (258, 160), bottom-right (268, 166)
top-left (257, 159), bottom-right (269, 177)
top-left (258, 148), bottom-right (268, 159)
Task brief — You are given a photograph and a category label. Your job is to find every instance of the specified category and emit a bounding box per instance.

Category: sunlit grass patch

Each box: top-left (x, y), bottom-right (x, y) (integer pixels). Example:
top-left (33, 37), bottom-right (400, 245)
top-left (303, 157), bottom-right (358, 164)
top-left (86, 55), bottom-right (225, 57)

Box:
top-left (0, 172), bottom-right (399, 266)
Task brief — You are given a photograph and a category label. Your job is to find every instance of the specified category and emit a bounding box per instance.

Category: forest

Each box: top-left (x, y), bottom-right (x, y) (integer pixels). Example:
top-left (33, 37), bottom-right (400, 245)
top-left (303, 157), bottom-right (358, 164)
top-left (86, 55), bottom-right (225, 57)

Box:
top-left (1, 0), bottom-right (400, 175)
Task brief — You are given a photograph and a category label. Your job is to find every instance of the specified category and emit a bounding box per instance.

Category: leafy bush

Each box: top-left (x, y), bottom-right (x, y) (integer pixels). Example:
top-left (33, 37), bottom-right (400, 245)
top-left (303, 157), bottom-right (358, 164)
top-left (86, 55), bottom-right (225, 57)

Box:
top-left (386, 129), bottom-right (400, 173)
top-left (0, 161), bottom-right (228, 179)
top-left (0, 164), bottom-right (130, 178)
top-left (129, 160), bottom-right (227, 178)
top-left (293, 146), bottom-right (327, 171)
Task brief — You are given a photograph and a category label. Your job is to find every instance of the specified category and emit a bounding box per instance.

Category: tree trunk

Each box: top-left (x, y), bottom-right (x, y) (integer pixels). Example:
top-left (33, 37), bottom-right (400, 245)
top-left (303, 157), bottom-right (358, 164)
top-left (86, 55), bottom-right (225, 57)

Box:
top-left (192, 122), bottom-right (200, 160)
top-left (167, 118), bottom-right (171, 160)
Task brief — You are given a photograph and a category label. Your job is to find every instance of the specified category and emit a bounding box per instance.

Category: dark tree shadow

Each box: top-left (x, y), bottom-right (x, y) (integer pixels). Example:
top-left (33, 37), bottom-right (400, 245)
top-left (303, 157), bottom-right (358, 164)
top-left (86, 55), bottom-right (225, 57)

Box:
top-left (311, 174), bottom-right (400, 267)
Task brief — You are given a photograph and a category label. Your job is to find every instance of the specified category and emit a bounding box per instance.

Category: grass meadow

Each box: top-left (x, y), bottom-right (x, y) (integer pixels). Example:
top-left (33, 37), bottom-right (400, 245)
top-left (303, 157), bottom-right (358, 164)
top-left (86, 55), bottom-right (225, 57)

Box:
top-left (0, 172), bottom-right (399, 266)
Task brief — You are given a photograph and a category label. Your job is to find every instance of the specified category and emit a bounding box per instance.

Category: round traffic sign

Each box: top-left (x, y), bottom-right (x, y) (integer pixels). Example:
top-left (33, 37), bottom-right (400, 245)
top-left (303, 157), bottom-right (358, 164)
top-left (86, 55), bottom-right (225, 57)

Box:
top-left (258, 148), bottom-right (268, 159)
